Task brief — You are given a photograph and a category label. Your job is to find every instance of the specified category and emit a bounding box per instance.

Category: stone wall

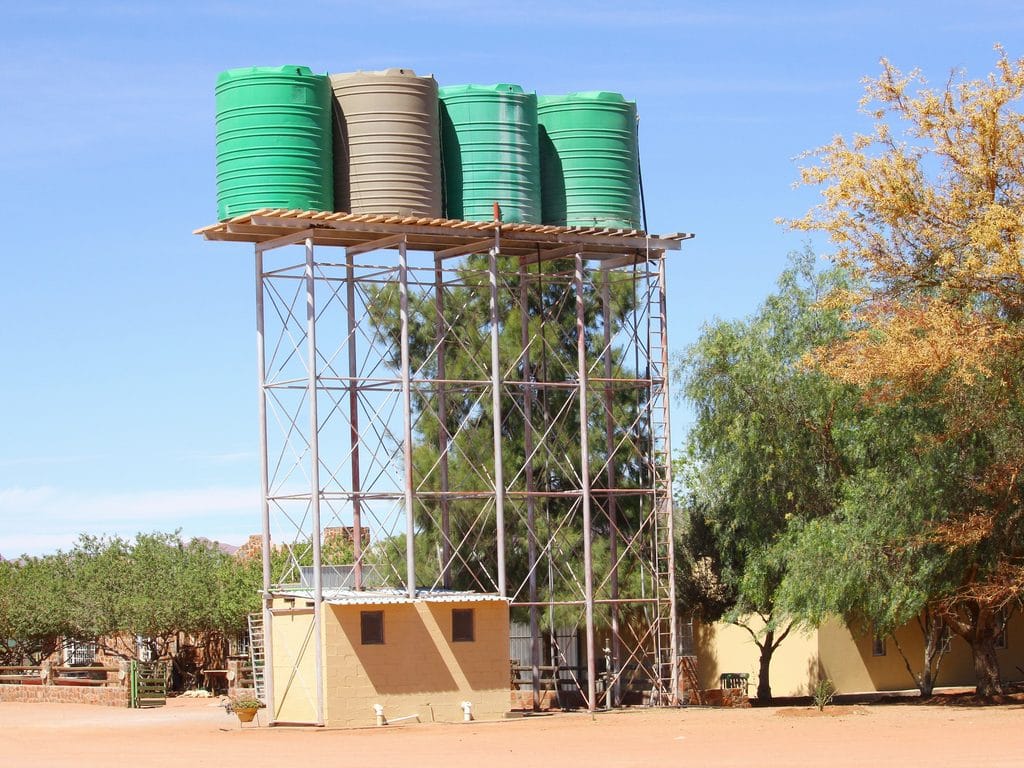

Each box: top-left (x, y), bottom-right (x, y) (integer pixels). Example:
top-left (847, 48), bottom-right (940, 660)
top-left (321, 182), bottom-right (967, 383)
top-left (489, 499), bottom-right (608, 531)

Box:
top-left (0, 682), bottom-right (129, 707)
top-left (226, 658), bottom-right (256, 700)
top-left (0, 661), bottom-right (130, 707)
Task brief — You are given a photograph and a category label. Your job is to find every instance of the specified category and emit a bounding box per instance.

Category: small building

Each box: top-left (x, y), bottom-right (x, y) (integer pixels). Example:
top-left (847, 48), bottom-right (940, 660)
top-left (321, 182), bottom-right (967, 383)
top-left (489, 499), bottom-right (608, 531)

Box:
top-left (696, 612), bottom-right (1024, 698)
top-left (271, 589), bottom-right (509, 727)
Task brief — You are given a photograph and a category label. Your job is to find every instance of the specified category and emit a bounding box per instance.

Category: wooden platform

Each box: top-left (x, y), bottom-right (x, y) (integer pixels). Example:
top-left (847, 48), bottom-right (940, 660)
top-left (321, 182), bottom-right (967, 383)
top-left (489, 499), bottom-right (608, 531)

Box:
top-left (195, 209), bottom-right (692, 266)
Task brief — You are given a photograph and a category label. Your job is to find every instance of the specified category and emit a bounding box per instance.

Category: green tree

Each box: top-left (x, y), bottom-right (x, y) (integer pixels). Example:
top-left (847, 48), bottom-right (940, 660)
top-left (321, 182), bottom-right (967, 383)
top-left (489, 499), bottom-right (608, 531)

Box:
top-left (366, 254), bottom-right (653, 627)
top-left (675, 251), bottom-right (856, 703)
top-left (788, 49), bottom-right (1024, 695)
top-left (777, 402), bottom-right (955, 696)
top-left (0, 534), bottom-right (260, 677)
top-left (0, 555), bottom-right (72, 664)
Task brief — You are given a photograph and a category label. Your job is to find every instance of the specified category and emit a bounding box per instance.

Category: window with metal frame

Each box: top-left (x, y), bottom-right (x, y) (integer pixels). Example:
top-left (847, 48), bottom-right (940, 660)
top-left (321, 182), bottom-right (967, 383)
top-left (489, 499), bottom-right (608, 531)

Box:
top-left (65, 639), bottom-right (97, 666)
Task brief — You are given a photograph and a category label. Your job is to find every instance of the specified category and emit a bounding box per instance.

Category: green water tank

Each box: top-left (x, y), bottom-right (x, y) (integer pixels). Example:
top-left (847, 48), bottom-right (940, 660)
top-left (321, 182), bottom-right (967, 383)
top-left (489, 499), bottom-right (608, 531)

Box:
top-left (439, 84), bottom-right (540, 224)
top-left (215, 65), bottom-right (333, 221)
top-left (537, 92), bottom-right (641, 230)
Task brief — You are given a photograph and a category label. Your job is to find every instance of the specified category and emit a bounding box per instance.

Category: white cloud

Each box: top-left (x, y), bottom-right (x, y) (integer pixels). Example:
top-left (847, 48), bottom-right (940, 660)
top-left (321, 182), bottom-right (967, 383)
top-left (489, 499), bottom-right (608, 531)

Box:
top-left (0, 485), bottom-right (259, 558)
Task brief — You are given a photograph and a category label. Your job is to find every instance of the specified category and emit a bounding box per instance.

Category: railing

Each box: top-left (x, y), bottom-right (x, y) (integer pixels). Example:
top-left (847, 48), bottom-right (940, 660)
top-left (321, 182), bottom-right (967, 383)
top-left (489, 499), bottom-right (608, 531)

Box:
top-left (53, 665), bottom-right (120, 686)
top-left (0, 666), bottom-right (42, 684)
top-left (0, 664), bottom-right (121, 687)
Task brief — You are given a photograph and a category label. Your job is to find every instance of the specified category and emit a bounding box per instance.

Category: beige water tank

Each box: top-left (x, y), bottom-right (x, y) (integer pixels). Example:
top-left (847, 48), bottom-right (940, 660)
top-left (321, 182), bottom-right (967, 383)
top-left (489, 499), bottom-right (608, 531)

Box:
top-left (330, 68), bottom-right (443, 217)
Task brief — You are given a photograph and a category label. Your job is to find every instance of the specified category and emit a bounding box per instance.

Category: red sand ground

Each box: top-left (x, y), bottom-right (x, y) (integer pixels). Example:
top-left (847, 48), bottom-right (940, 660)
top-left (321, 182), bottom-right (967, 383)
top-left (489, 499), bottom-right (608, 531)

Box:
top-left (4, 696), bottom-right (1024, 768)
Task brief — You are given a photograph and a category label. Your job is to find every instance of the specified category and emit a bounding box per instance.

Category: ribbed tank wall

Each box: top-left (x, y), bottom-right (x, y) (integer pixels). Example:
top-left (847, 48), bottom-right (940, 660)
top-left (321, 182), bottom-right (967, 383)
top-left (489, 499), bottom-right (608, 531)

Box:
top-left (439, 84), bottom-right (540, 224)
top-left (537, 92), bottom-right (641, 230)
top-left (215, 65), bottom-right (333, 221)
top-left (330, 68), bottom-right (442, 217)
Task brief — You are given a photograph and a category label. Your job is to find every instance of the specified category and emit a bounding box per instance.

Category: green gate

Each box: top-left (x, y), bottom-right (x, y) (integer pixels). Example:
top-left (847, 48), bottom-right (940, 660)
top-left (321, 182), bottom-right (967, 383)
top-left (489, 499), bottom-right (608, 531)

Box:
top-left (129, 661), bottom-right (168, 708)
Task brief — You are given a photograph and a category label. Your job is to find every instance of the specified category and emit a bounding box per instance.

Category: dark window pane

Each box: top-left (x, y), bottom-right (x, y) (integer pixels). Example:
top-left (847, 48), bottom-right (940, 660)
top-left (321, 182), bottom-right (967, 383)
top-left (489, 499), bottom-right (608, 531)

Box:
top-left (361, 610), bottom-right (384, 645)
top-left (452, 609), bottom-right (474, 642)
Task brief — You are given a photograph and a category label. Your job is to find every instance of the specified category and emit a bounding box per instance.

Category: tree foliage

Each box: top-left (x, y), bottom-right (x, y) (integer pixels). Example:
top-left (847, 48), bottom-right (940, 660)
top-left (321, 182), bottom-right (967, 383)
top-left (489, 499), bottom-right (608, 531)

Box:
top-left (676, 250), bottom-right (856, 703)
top-left (0, 533), bottom-right (260, 671)
top-left (366, 254), bottom-right (654, 629)
top-left (787, 47), bottom-right (1024, 695)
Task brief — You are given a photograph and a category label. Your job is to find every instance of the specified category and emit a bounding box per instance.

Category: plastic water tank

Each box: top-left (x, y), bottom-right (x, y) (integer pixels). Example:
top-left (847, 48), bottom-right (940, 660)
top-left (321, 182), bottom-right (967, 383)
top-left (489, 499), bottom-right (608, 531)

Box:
top-left (330, 68), bottom-right (442, 217)
top-left (537, 92), bottom-right (641, 230)
top-left (215, 65), bottom-right (333, 221)
top-left (439, 84), bottom-right (540, 224)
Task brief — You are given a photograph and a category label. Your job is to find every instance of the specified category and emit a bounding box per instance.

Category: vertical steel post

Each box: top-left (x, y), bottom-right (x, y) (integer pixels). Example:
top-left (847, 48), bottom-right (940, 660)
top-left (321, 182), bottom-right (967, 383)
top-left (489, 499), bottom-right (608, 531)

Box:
top-left (434, 255), bottom-right (452, 589)
top-left (255, 246), bottom-right (275, 721)
top-left (519, 260), bottom-right (540, 708)
top-left (304, 238), bottom-right (325, 726)
top-left (346, 250), bottom-right (363, 590)
top-left (399, 239), bottom-right (417, 598)
top-left (575, 252), bottom-right (597, 711)
top-left (488, 245), bottom-right (507, 598)
top-left (601, 267), bottom-right (620, 707)
top-left (659, 257), bottom-right (679, 702)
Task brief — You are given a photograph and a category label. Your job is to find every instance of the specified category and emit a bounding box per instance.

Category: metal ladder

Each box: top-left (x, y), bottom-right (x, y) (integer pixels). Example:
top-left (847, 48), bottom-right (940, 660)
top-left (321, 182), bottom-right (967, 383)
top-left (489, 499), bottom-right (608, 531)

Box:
top-left (247, 612), bottom-right (267, 703)
top-left (647, 261), bottom-right (676, 701)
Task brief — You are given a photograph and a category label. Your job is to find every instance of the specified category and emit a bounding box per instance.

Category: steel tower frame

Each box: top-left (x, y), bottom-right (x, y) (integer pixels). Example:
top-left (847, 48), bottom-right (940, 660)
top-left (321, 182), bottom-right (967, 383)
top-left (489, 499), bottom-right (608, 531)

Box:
top-left (197, 210), bottom-right (689, 724)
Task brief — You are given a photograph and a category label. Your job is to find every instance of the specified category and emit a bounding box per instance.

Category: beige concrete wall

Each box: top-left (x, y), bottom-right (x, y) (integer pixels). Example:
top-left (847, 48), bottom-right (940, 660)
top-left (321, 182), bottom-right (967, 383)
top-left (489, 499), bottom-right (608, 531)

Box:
top-left (322, 600), bottom-right (510, 727)
top-left (697, 612), bottom-right (1024, 698)
top-left (821, 613), bottom-right (1024, 692)
top-left (695, 616), bottom-right (820, 697)
top-left (269, 606), bottom-right (319, 723)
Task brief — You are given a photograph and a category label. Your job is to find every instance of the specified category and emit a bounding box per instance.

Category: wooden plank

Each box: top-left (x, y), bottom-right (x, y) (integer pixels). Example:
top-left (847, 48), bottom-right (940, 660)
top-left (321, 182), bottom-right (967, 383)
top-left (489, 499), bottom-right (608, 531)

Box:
top-left (599, 252), bottom-right (664, 270)
top-left (518, 243), bottom-right (583, 265)
top-left (252, 227), bottom-right (317, 253)
top-left (435, 239), bottom-right (493, 259)
top-left (199, 213), bottom-right (688, 262)
top-left (345, 234), bottom-right (406, 257)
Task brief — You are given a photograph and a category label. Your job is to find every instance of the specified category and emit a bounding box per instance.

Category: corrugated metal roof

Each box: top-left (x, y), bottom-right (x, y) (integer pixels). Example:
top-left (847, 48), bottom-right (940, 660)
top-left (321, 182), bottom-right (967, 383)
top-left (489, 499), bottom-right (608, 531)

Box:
top-left (274, 587), bottom-right (509, 606)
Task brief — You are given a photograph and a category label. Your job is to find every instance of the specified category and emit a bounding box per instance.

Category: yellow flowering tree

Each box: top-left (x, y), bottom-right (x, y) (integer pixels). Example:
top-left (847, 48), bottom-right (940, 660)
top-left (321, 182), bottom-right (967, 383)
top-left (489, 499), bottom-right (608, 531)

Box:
top-left (788, 47), bottom-right (1024, 695)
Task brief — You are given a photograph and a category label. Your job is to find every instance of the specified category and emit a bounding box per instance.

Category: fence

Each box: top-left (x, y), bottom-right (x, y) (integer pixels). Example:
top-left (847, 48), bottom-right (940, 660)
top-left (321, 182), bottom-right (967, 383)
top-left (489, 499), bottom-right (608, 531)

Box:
top-left (0, 662), bottom-right (128, 707)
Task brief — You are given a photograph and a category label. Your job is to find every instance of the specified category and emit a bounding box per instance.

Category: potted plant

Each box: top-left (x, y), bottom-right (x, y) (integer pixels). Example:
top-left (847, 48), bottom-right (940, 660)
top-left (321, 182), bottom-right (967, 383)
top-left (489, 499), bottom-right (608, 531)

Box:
top-left (226, 697), bottom-right (265, 723)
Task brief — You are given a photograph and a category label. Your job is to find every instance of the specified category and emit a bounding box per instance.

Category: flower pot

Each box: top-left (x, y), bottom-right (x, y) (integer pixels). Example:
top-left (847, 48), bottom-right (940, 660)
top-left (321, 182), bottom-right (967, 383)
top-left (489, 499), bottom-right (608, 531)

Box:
top-left (236, 708), bottom-right (258, 723)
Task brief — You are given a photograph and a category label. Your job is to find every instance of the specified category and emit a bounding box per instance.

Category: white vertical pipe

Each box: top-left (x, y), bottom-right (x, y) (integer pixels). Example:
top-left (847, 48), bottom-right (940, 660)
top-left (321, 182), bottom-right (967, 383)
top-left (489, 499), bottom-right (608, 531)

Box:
top-left (575, 252), bottom-right (597, 712)
top-left (305, 238), bottom-right (325, 726)
top-left (399, 239), bottom-right (417, 599)
top-left (255, 246), bottom-right (276, 721)
top-left (488, 246), bottom-right (507, 598)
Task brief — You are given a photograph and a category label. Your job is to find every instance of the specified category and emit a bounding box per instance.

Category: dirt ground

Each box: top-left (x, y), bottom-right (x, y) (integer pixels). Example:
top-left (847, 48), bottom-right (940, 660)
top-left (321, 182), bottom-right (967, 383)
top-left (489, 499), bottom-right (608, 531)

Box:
top-left (4, 696), bottom-right (1024, 768)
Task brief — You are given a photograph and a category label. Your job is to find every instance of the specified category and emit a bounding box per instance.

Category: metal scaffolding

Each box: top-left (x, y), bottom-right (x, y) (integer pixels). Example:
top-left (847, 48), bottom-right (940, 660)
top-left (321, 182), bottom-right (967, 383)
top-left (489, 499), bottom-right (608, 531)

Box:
top-left (197, 209), bottom-right (690, 722)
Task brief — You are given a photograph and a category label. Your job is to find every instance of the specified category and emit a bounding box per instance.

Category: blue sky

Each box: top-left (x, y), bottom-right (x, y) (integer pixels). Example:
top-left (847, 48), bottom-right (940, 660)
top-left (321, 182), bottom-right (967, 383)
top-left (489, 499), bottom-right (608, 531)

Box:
top-left (0, 0), bottom-right (1017, 555)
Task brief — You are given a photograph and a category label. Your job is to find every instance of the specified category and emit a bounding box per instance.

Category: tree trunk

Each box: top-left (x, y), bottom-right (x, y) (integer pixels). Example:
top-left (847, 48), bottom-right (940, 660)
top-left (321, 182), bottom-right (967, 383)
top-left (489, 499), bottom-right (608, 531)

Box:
top-left (918, 613), bottom-right (941, 698)
top-left (918, 666), bottom-right (935, 698)
top-left (756, 629), bottom-right (775, 705)
top-left (971, 634), bottom-right (1004, 697)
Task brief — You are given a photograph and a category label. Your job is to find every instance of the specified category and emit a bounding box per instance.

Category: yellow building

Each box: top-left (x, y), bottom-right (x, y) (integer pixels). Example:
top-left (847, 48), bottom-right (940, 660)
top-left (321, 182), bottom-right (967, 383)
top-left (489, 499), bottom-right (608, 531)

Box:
top-left (695, 612), bottom-right (1024, 698)
top-left (270, 590), bottom-right (510, 727)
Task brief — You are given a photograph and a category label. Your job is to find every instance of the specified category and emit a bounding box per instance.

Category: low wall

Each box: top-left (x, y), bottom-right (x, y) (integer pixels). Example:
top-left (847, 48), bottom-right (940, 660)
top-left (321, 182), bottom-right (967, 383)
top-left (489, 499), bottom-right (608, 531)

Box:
top-left (0, 662), bottom-right (130, 707)
top-left (0, 682), bottom-right (129, 707)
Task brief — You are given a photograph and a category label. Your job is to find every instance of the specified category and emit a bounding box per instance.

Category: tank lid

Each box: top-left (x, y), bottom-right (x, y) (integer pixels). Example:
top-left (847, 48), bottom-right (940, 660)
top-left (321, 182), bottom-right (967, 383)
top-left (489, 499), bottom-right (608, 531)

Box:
top-left (439, 83), bottom-right (528, 97)
top-left (330, 67), bottom-right (435, 80)
top-left (539, 91), bottom-right (630, 105)
top-left (217, 65), bottom-right (316, 85)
